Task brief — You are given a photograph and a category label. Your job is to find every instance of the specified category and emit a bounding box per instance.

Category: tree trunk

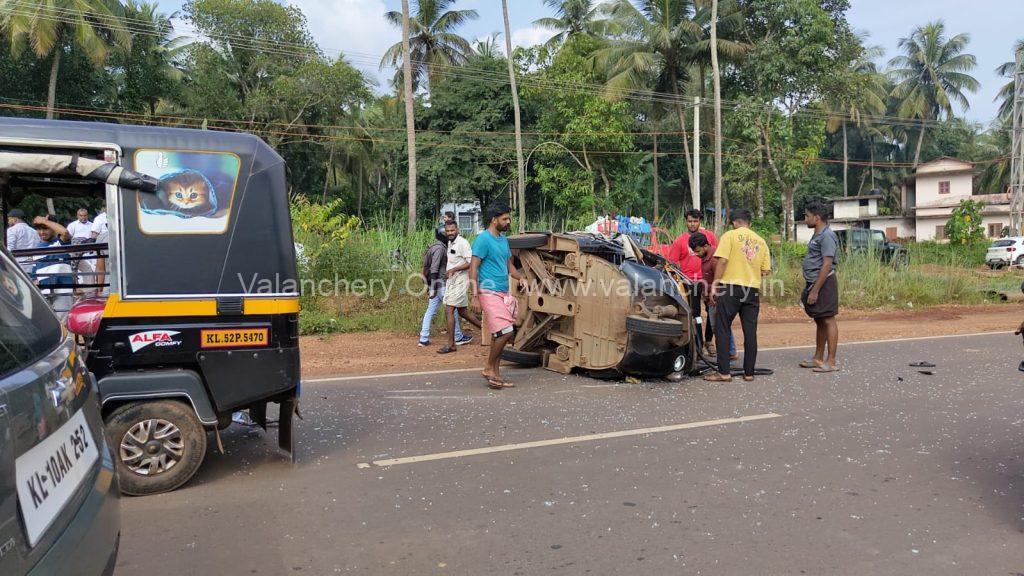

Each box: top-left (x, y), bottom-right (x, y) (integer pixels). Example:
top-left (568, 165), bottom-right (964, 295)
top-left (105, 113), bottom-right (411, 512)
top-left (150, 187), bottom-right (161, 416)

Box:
top-left (870, 135), bottom-right (876, 190)
top-left (599, 165), bottom-right (610, 199)
top-left (652, 133), bottom-right (660, 221)
top-left (502, 0), bottom-right (527, 232)
top-left (670, 72), bottom-right (695, 192)
top-left (46, 48), bottom-right (61, 120)
top-left (710, 0), bottom-right (724, 234)
top-left (400, 0), bottom-right (418, 233)
top-left (756, 148), bottom-right (764, 218)
top-left (358, 166), bottom-right (364, 218)
top-left (760, 123), bottom-right (794, 240)
top-left (322, 146), bottom-right (334, 203)
top-left (912, 124), bottom-right (926, 169)
top-left (842, 121), bottom-right (849, 196)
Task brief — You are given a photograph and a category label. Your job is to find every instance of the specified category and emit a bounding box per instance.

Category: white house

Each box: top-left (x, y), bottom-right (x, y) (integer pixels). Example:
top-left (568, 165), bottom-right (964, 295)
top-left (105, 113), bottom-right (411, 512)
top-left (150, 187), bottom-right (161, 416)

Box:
top-left (903, 157), bottom-right (1010, 241)
top-left (796, 156), bottom-right (1012, 243)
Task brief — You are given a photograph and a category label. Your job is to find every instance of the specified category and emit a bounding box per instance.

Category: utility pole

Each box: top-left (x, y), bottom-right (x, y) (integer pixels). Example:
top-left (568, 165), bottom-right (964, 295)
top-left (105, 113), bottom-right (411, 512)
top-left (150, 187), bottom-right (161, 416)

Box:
top-left (710, 0), bottom-right (724, 235)
top-left (692, 97), bottom-right (700, 212)
top-left (400, 0), bottom-right (417, 234)
top-left (1011, 47), bottom-right (1024, 235)
top-left (502, 0), bottom-right (526, 232)
top-left (653, 133), bottom-right (660, 221)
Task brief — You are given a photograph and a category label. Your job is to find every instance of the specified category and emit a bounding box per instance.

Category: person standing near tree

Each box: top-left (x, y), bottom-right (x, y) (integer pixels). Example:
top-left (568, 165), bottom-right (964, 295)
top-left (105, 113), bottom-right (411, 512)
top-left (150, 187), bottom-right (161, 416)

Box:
top-left (799, 202), bottom-right (840, 373)
top-left (471, 202), bottom-right (526, 390)
top-left (705, 209), bottom-right (771, 383)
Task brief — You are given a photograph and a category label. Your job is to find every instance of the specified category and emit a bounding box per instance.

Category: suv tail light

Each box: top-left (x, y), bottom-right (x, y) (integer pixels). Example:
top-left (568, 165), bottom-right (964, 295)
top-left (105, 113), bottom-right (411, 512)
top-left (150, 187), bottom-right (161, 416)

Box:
top-left (1009, 247), bottom-right (1017, 253)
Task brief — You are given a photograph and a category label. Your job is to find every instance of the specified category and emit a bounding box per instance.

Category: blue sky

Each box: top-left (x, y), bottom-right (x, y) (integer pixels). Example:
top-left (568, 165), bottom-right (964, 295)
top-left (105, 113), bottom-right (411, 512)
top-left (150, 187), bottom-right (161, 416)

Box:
top-left (161, 0), bottom-right (1023, 124)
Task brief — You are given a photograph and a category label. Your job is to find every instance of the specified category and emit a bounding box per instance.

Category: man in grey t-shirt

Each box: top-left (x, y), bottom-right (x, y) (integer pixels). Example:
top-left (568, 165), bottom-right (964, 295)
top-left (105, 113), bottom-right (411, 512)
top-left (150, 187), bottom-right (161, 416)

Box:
top-left (799, 202), bottom-right (840, 372)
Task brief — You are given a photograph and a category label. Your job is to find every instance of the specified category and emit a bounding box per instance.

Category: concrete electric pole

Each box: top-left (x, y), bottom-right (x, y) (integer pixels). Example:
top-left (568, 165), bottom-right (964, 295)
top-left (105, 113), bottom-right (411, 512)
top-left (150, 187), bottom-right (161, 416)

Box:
top-left (1011, 48), bottom-right (1024, 235)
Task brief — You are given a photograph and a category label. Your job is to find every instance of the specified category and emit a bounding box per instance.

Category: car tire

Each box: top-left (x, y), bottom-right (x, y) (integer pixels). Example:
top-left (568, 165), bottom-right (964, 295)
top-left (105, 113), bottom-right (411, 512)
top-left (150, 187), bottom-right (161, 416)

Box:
top-left (625, 315), bottom-right (686, 337)
top-left (1016, 255), bottom-right (1024, 267)
top-left (500, 347), bottom-right (542, 366)
top-left (105, 399), bottom-right (207, 496)
top-left (508, 233), bottom-right (549, 249)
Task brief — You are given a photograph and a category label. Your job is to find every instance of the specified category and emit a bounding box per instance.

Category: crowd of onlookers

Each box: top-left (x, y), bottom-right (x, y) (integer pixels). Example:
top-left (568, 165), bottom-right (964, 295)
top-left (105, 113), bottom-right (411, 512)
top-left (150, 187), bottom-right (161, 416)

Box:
top-left (416, 201), bottom-right (842, 387)
top-left (5, 205), bottom-right (108, 310)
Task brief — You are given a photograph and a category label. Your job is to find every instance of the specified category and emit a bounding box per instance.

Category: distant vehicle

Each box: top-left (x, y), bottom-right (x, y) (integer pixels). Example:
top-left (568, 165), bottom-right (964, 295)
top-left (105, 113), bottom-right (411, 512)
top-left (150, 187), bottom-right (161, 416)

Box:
top-left (985, 237), bottom-right (1024, 269)
top-left (0, 247), bottom-right (120, 575)
top-left (834, 228), bottom-right (908, 267)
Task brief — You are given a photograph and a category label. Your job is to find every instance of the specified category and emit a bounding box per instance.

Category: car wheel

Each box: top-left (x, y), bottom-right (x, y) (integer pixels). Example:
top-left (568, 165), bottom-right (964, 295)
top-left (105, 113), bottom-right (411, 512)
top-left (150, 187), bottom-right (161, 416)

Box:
top-left (508, 233), bottom-right (550, 249)
top-left (625, 315), bottom-right (686, 337)
top-left (1016, 255), bottom-right (1024, 267)
top-left (500, 347), bottom-right (542, 366)
top-left (105, 400), bottom-right (207, 496)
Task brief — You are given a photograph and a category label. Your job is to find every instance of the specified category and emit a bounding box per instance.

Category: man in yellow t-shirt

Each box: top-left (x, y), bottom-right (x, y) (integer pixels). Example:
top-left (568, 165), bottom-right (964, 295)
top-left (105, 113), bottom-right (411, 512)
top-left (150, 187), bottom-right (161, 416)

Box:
top-left (706, 209), bottom-right (772, 382)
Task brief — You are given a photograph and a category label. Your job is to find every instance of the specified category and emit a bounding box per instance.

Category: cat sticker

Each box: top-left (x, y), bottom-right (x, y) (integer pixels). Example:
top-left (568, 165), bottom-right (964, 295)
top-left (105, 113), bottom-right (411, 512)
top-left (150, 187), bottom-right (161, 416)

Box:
top-left (133, 150), bottom-right (240, 235)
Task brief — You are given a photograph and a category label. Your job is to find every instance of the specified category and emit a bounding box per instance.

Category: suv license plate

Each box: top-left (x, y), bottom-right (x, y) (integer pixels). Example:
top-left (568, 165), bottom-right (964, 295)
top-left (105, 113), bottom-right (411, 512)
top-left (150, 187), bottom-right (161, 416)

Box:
top-left (15, 409), bottom-right (99, 547)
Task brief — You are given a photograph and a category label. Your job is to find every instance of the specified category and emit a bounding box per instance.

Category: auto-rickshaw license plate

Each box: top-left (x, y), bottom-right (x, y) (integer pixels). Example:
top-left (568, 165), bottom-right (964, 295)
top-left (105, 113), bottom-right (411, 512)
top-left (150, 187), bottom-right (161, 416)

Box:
top-left (201, 328), bottom-right (269, 348)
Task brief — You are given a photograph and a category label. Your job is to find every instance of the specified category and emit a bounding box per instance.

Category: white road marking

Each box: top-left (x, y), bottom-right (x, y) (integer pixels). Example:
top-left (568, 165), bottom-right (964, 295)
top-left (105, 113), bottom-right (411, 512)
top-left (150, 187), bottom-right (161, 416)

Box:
top-left (384, 395), bottom-right (490, 400)
top-left (308, 330), bottom-right (1011, 384)
top-left (362, 413), bottom-right (782, 468)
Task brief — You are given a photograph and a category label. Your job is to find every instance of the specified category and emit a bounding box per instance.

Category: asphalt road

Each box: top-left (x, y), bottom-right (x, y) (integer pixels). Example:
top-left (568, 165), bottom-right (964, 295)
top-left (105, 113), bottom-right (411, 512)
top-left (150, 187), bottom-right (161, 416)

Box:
top-left (114, 333), bottom-right (1024, 575)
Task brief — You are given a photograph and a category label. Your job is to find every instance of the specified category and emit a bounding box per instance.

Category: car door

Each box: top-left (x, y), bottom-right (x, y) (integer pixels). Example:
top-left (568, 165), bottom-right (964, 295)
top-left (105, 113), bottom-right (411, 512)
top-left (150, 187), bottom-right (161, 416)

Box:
top-left (0, 389), bottom-right (22, 575)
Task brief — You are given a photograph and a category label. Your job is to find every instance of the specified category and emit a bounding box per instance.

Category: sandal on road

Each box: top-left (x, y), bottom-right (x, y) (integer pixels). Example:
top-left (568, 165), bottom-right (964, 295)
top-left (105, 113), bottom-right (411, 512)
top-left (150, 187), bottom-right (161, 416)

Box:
top-left (436, 345), bottom-right (457, 354)
top-left (703, 372), bottom-right (733, 382)
top-left (812, 365), bottom-right (839, 373)
top-left (799, 360), bottom-right (823, 369)
top-left (485, 376), bottom-right (505, 390)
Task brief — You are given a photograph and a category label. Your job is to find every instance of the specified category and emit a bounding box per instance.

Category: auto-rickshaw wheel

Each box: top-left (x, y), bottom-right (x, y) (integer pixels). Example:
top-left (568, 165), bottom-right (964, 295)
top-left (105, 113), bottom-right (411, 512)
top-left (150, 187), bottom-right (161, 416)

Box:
top-left (104, 399), bottom-right (207, 496)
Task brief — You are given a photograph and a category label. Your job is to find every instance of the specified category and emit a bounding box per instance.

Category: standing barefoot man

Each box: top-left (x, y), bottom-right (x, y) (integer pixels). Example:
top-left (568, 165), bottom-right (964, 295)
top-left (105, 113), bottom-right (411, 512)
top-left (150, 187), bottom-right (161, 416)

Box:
top-left (470, 202), bottom-right (527, 389)
top-left (799, 202), bottom-right (840, 372)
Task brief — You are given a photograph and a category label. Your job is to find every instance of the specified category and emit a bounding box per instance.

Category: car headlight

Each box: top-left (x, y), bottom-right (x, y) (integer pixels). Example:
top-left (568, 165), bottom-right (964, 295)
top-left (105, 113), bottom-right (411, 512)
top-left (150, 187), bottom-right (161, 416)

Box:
top-left (673, 355), bottom-right (686, 372)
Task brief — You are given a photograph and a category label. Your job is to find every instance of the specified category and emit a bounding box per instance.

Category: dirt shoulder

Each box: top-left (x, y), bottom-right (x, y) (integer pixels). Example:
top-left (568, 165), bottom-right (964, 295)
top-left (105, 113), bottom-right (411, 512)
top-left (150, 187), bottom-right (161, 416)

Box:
top-left (300, 303), bottom-right (1021, 378)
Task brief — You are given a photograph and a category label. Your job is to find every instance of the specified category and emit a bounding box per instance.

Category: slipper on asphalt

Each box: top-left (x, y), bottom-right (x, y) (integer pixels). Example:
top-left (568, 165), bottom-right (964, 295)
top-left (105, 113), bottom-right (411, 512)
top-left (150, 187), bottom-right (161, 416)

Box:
top-left (909, 361), bottom-right (936, 368)
top-left (918, 370), bottom-right (934, 376)
top-left (812, 365), bottom-right (839, 373)
top-left (486, 376), bottom-right (504, 390)
top-left (799, 360), bottom-right (823, 369)
top-left (703, 372), bottom-right (733, 382)
top-left (436, 345), bottom-right (456, 354)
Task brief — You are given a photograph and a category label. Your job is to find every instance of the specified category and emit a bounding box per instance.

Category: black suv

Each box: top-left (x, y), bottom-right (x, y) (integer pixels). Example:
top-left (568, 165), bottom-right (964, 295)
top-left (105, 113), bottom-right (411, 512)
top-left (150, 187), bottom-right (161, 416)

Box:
top-left (834, 228), bottom-right (909, 267)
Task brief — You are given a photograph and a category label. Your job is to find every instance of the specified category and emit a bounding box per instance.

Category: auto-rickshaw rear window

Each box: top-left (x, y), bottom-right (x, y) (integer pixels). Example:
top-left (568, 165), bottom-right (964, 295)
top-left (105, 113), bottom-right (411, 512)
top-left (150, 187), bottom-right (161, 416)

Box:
top-left (133, 150), bottom-right (240, 235)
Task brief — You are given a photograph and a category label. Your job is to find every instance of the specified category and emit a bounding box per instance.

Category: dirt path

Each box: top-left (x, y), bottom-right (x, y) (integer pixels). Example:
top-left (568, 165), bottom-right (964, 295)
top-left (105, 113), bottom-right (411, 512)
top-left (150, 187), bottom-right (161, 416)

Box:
top-left (300, 303), bottom-right (1022, 377)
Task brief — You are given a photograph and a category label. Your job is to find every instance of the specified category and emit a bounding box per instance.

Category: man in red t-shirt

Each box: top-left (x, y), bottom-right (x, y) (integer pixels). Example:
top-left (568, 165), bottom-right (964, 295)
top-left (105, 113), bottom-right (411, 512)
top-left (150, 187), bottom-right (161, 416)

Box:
top-left (666, 210), bottom-right (718, 281)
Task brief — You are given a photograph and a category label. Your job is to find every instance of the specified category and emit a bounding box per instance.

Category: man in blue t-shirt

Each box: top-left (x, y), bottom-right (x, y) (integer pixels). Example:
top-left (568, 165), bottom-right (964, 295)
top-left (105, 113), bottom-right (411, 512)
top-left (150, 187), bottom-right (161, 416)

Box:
top-left (470, 202), bottom-right (526, 389)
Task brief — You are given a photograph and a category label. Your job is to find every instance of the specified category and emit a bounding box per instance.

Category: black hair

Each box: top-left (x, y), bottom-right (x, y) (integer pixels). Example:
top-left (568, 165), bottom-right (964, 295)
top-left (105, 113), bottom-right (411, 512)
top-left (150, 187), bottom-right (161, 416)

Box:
top-left (444, 211), bottom-right (455, 219)
top-left (730, 208), bottom-right (753, 224)
top-left (443, 219), bottom-right (458, 228)
top-left (688, 231), bottom-right (709, 251)
top-left (485, 201), bottom-right (511, 223)
top-left (684, 209), bottom-right (703, 221)
top-left (804, 201), bottom-right (830, 222)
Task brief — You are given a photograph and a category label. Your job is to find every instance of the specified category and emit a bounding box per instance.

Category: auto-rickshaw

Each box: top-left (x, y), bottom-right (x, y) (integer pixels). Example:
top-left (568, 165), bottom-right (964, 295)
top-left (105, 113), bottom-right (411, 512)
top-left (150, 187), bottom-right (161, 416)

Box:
top-left (0, 117), bottom-right (301, 495)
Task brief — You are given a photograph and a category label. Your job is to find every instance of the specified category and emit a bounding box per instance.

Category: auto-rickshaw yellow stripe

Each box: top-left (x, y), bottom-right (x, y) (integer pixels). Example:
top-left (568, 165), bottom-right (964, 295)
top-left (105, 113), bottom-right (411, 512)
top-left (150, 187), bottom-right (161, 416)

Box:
top-left (102, 295), bottom-right (300, 318)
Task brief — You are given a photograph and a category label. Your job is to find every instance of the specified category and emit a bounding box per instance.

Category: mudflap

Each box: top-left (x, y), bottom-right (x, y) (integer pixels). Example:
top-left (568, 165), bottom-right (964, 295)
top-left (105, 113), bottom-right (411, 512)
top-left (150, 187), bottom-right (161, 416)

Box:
top-left (278, 396), bottom-right (297, 461)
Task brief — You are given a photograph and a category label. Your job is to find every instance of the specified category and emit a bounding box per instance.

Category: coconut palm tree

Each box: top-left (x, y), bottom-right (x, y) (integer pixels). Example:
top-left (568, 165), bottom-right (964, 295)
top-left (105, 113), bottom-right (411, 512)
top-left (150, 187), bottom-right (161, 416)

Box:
top-left (0, 0), bottom-right (130, 119)
top-left (380, 0), bottom-right (478, 95)
top-left (888, 21), bottom-right (979, 169)
top-left (596, 0), bottom-right (746, 211)
top-left (115, 1), bottom-right (188, 116)
top-left (399, 0), bottom-right (418, 233)
top-left (474, 32), bottom-right (501, 59)
top-left (534, 0), bottom-right (608, 48)
top-left (993, 38), bottom-right (1024, 121)
top-left (824, 45), bottom-right (887, 196)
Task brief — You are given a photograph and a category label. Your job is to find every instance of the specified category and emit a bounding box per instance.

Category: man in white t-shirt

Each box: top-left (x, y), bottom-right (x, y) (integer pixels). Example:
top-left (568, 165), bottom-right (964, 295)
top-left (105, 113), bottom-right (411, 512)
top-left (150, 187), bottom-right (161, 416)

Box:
top-left (90, 206), bottom-right (109, 294)
top-left (66, 208), bottom-right (93, 239)
top-left (6, 209), bottom-right (38, 272)
top-left (438, 220), bottom-right (481, 354)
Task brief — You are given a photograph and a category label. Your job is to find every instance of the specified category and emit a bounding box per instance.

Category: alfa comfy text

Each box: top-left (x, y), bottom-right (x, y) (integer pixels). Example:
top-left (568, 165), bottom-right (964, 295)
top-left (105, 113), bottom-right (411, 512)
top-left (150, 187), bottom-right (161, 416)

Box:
top-left (237, 273), bottom-right (788, 300)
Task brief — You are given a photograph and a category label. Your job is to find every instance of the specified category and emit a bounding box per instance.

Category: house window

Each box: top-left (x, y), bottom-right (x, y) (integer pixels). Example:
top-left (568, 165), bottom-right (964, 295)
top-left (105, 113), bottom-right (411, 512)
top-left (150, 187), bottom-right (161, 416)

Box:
top-left (886, 227), bottom-right (897, 240)
top-left (989, 223), bottom-right (1004, 238)
top-left (458, 214), bottom-right (474, 232)
top-left (935, 225), bottom-right (946, 240)
top-left (858, 199), bottom-right (869, 207)
top-left (938, 181), bottom-right (951, 194)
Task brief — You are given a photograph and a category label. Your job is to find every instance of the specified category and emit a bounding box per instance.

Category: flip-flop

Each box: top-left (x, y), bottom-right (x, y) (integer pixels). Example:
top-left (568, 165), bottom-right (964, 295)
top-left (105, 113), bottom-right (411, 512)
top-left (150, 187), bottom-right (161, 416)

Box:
top-left (909, 361), bottom-right (936, 368)
top-left (485, 376), bottom-right (504, 390)
top-left (742, 375), bottom-right (755, 382)
top-left (703, 372), bottom-right (733, 382)
top-left (812, 365), bottom-right (839, 373)
top-left (799, 360), bottom-right (823, 369)
top-left (436, 345), bottom-right (456, 354)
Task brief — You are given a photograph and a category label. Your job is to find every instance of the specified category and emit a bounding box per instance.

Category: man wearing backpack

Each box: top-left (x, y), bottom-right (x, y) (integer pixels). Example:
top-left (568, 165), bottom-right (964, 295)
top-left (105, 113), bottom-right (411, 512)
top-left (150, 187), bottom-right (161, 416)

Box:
top-left (418, 226), bottom-right (467, 347)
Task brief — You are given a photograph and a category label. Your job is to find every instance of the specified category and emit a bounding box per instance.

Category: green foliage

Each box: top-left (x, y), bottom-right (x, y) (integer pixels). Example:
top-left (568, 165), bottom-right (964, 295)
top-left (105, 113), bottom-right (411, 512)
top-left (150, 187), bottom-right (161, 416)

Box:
top-left (945, 199), bottom-right (986, 246)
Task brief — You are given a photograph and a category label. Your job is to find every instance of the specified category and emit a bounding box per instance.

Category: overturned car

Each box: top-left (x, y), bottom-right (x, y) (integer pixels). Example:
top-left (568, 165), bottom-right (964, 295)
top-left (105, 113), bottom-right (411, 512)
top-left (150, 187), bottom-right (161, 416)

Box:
top-left (500, 232), bottom-right (699, 378)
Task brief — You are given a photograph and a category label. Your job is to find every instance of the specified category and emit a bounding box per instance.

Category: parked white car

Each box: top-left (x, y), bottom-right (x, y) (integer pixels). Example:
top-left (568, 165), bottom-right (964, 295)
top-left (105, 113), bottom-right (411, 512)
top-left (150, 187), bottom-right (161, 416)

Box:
top-left (985, 237), bottom-right (1024, 269)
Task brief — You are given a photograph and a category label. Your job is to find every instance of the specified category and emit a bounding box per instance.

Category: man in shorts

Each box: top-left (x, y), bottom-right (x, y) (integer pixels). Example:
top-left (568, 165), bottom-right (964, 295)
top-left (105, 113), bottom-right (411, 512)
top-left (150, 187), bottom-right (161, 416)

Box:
top-left (470, 202), bottom-right (527, 389)
top-left (799, 202), bottom-right (840, 372)
top-left (438, 220), bottom-right (480, 353)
